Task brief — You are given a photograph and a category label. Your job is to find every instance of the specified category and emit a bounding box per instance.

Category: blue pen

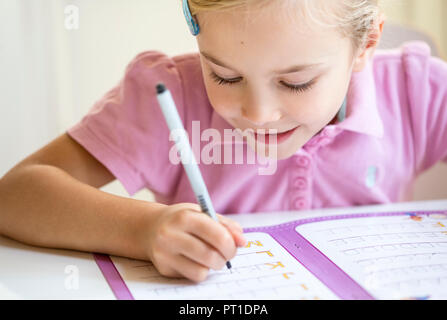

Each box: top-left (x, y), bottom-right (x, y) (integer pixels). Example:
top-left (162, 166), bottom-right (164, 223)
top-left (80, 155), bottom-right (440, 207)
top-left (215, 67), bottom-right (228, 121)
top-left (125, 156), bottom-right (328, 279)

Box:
top-left (156, 83), bottom-right (232, 271)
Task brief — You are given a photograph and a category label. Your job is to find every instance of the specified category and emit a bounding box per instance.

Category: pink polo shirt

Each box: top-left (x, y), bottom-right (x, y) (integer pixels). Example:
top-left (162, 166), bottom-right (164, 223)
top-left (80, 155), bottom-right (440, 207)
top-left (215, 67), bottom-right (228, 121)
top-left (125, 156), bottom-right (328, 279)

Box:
top-left (67, 41), bottom-right (447, 214)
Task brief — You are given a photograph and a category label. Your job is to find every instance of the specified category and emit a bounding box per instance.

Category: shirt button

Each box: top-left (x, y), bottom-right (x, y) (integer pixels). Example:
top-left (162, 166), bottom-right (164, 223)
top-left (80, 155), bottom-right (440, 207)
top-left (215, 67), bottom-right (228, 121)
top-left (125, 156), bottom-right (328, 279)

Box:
top-left (293, 177), bottom-right (308, 190)
top-left (293, 197), bottom-right (307, 210)
top-left (295, 156), bottom-right (310, 168)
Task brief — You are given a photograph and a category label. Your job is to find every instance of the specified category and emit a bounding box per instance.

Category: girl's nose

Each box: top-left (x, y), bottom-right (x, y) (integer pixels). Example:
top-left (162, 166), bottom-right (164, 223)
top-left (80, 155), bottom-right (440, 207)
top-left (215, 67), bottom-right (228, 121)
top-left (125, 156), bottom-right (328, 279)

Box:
top-left (242, 109), bottom-right (281, 127)
top-left (241, 94), bottom-right (282, 126)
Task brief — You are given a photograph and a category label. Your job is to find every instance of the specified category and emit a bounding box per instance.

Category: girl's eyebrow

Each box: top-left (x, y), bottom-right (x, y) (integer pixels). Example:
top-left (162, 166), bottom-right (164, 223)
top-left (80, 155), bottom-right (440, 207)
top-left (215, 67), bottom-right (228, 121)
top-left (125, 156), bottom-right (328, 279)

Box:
top-left (201, 51), bottom-right (238, 71)
top-left (200, 51), bottom-right (324, 75)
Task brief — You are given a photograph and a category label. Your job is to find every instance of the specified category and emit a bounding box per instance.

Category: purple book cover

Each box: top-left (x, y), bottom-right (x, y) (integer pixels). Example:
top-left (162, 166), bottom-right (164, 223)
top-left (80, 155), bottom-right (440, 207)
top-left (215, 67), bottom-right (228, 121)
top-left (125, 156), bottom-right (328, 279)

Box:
top-left (92, 210), bottom-right (446, 300)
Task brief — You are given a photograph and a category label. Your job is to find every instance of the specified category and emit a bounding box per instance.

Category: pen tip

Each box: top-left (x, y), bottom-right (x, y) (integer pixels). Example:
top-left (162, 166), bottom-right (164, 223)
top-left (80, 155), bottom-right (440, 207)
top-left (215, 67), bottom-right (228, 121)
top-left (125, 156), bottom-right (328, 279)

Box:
top-left (226, 261), bottom-right (232, 271)
top-left (156, 83), bottom-right (166, 94)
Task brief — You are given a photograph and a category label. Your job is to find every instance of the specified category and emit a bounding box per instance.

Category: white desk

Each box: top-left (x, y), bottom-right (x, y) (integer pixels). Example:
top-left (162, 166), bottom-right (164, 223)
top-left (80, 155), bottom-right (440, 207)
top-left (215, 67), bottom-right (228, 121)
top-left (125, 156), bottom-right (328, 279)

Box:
top-left (1, 200), bottom-right (447, 299)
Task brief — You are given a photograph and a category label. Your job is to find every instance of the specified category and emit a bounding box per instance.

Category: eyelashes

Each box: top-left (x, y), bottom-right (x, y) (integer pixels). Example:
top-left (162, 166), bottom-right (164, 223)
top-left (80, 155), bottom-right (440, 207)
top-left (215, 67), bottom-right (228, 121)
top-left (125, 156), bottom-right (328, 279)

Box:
top-left (279, 79), bottom-right (315, 94)
top-left (209, 71), bottom-right (315, 94)
top-left (209, 72), bottom-right (242, 85)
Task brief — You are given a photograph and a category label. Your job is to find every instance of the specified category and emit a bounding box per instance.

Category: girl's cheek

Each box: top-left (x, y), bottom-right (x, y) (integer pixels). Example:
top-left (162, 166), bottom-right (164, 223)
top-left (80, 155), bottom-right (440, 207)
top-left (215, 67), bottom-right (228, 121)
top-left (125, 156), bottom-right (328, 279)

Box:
top-left (280, 91), bottom-right (322, 123)
top-left (205, 83), bottom-right (240, 116)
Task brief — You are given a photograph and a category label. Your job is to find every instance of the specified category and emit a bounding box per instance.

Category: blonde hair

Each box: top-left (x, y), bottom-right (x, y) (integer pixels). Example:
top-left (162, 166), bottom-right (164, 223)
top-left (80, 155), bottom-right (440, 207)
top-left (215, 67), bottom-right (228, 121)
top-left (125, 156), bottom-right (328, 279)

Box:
top-left (187, 0), bottom-right (381, 50)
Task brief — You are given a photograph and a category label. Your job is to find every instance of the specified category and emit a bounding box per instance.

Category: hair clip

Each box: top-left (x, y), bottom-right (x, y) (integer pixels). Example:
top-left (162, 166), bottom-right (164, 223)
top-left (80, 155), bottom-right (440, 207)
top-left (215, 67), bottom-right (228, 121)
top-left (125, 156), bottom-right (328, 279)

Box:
top-left (182, 0), bottom-right (200, 36)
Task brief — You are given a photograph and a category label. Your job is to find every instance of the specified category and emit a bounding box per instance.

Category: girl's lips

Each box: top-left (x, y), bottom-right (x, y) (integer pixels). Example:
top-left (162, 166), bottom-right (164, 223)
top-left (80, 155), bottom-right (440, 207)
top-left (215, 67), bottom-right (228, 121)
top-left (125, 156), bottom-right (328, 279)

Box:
top-left (253, 126), bottom-right (300, 145)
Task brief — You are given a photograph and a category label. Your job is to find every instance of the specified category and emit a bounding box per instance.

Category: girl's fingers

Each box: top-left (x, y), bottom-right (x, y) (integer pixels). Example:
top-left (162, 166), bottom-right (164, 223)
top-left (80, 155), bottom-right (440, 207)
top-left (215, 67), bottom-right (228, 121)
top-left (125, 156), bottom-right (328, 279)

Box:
top-left (172, 231), bottom-right (227, 271)
top-left (185, 213), bottom-right (238, 262)
top-left (166, 253), bottom-right (210, 283)
top-left (174, 204), bottom-right (246, 248)
top-left (217, 214), bottom-right (247, 247)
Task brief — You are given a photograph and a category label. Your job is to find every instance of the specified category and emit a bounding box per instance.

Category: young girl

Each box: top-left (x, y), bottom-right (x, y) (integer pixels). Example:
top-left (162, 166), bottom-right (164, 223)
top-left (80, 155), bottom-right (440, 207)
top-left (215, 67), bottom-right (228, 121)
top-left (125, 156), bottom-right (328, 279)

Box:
top-left (1, 0), bottom-right (446, 283)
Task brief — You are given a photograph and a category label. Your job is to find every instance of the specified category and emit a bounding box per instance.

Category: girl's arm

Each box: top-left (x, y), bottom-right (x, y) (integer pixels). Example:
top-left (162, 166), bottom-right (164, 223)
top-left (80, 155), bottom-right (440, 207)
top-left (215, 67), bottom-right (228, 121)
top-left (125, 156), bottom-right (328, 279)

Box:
top-left (0, 133), bottom-right (245, 282)
top-left (0, 133), bottom-right (165, 260)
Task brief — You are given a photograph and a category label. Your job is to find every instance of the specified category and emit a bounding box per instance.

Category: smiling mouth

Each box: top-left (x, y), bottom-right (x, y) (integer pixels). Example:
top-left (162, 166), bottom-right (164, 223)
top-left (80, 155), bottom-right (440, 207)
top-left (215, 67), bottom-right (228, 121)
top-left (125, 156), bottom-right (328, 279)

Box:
top-left (252, 126), bottom-right (300, 145)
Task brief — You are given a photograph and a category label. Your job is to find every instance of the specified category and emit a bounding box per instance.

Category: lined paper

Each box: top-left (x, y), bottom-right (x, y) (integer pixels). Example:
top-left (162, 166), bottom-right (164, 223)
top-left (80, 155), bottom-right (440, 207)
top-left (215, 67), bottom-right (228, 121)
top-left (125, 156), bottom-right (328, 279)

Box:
top-left (110, 232), bottom-right (337, 300)
top-left (297, 213), bottom-right (447, 299)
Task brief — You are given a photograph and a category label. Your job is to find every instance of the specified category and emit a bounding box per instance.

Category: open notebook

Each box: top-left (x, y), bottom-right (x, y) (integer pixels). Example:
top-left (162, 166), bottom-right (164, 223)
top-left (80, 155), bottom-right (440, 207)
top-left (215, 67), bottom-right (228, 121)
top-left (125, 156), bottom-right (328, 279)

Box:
top-left (94, 210), bottom-right (447, 300)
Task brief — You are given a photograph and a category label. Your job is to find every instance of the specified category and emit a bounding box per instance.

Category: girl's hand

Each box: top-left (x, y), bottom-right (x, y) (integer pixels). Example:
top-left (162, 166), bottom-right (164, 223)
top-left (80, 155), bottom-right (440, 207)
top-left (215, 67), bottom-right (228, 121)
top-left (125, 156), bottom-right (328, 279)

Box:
top-left (144, 202), bottom-right (246, 282)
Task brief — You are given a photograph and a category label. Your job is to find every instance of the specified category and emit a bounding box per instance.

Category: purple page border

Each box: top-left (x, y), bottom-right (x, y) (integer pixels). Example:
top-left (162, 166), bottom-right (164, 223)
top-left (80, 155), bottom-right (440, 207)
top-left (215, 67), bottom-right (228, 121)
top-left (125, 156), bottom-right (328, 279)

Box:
top-left (93, 253), bottom-right (134, 300)
top-left (93, 210), bottom-right (446, 300)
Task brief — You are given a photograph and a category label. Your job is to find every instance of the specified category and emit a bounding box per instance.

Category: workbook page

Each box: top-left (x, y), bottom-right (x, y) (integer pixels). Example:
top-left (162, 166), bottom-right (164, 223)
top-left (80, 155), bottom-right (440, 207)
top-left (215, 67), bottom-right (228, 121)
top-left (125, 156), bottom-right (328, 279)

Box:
top-left (296, 213), bottom-right (447, 300)
top-left (111, 232), bottom-right (338, 300)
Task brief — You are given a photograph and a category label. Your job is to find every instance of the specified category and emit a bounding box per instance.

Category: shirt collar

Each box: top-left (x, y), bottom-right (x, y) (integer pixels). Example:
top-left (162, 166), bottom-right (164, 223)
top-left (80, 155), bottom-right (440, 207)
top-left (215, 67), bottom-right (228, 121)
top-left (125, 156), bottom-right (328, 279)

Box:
top-left (335, 62), bottom-right (384, 138)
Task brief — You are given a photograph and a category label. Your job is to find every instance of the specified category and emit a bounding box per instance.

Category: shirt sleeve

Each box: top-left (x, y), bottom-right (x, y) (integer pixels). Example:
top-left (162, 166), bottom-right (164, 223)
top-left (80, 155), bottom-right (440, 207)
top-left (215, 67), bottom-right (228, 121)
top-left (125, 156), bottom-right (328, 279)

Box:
top-left (67, 51), bottom-right (185, 198)
top-left (403, 42), bottom-right (447, 174)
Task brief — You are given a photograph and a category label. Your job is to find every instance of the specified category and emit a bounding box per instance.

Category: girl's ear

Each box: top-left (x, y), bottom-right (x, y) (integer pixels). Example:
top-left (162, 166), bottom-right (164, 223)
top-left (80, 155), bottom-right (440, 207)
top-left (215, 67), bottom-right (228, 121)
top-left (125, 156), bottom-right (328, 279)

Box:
top-left (352, 15), bottom-right (385, 72)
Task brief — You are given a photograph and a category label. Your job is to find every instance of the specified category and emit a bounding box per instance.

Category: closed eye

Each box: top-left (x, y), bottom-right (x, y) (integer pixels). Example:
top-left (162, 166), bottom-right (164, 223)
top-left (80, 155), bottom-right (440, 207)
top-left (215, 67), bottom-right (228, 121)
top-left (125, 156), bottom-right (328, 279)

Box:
top-left (209, 71), bottom-right (315, 94)
top-left (209, 71), bottom-right (242, 85)
top-left (279, 80), bottom-right (315, 93)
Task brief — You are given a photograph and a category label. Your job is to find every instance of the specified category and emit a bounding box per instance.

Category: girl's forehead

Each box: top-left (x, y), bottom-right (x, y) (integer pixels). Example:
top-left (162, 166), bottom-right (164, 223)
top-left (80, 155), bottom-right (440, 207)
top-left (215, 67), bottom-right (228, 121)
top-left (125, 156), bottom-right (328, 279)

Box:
top-left (196, 5), bottom-right (346, 65)
top-left (195, 0), bottom-right (342, 33)
top-left (196, 1), bottom-right (346, 47)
